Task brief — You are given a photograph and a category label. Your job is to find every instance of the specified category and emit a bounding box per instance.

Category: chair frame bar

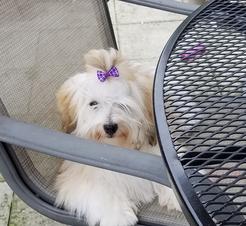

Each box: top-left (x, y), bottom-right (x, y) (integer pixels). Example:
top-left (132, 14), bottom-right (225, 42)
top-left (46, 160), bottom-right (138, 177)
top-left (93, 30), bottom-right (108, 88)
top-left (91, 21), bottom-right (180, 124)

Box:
top-left (120, 0), bottom-right (199, 15)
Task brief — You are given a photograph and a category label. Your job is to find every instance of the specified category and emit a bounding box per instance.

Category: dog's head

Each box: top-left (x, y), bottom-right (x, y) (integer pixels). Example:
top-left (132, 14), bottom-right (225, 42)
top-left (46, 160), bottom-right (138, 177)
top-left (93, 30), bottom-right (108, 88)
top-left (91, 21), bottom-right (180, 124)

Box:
top-left (56, 48), bottom-right (155, 149)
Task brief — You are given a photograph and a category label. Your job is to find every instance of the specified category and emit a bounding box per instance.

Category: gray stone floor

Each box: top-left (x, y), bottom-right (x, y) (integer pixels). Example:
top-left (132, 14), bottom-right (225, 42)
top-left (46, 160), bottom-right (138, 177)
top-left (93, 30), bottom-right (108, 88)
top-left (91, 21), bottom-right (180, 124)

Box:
top-left (0, 0), bottom-right (204, 225)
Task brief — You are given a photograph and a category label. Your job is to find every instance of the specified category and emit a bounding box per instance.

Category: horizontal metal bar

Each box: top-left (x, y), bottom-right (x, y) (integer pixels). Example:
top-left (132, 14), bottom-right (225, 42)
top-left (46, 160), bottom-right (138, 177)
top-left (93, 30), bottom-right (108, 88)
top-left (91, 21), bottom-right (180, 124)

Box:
top-left (0, 116), bottom-right (170, 186)
top-left (119, 0), bottom-right (200, 16)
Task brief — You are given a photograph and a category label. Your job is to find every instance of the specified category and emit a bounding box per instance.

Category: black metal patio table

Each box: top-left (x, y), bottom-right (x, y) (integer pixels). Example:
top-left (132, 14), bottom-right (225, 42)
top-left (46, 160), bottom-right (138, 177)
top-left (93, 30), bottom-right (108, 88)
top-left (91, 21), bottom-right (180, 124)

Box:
top-left (154, 0), bottom-right (246, 225)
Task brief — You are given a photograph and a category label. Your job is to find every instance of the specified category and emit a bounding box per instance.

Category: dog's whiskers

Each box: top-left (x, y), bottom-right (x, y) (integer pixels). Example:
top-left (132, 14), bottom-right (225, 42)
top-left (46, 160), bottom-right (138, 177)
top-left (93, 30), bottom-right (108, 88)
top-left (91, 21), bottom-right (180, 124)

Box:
top-left (117, 103), bottom-right (130, 113)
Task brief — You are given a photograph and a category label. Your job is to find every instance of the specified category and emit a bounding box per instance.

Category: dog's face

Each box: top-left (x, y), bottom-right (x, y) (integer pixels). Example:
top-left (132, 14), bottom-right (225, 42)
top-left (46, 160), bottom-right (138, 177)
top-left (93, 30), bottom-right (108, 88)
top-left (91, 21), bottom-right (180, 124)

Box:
top-left (56, 49), bottom-right (155, 149)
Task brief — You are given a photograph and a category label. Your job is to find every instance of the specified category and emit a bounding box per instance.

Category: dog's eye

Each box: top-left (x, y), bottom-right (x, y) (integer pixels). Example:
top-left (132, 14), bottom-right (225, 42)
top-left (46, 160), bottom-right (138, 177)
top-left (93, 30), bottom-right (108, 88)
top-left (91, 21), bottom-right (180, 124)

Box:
top-left (117, 103), bottom-right (131, 113)
top-left (89, 101), bottom-right (98, 106)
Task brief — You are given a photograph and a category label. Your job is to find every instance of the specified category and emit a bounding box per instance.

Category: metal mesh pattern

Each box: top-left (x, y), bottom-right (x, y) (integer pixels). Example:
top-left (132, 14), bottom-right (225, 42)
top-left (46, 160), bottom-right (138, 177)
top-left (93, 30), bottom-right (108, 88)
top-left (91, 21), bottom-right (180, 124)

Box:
top-left (138, 198), bottom-right (188, 226)
top-left (163, 0), bottom-right (246, 225)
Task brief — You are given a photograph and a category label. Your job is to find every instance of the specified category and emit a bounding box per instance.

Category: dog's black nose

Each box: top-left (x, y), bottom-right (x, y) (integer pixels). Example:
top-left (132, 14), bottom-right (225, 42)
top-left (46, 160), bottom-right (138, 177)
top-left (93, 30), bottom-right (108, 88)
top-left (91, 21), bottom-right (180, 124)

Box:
top-left (103, 123), bottom-right (118, 136)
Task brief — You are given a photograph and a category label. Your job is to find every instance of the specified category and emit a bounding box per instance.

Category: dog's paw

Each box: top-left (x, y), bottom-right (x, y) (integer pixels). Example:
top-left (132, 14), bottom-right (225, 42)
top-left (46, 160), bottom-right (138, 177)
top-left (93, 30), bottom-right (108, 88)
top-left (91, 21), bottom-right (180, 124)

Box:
top-left (154, 185), bottom-right (182, 212)
top-left (100, 209), bottom-right (138, 226)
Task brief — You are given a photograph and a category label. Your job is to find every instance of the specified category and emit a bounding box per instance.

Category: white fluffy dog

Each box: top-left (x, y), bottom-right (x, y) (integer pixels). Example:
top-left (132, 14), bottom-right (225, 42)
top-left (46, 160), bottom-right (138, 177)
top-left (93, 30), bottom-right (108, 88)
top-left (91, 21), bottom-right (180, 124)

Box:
top-left (54, 48), bottom-right (181, 226)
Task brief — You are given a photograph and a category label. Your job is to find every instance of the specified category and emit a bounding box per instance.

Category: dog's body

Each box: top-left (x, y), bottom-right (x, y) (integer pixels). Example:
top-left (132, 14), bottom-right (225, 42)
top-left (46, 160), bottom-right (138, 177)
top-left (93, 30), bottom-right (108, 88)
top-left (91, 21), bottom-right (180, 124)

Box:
top-left (55, 49), bottom-right (180, 226)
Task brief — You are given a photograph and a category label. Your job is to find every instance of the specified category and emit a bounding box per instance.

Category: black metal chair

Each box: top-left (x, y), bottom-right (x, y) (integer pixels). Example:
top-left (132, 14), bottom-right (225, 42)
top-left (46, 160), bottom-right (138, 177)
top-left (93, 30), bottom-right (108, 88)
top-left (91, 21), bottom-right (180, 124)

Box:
top-left (0, 0), bottom-right (200, 225)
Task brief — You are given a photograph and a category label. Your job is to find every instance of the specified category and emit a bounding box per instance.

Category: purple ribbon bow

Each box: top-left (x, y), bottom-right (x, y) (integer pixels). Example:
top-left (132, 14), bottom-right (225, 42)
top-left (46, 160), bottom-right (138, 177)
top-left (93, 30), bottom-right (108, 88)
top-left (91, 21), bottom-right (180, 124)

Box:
top-left (97, 66), bottom-right (119, 82)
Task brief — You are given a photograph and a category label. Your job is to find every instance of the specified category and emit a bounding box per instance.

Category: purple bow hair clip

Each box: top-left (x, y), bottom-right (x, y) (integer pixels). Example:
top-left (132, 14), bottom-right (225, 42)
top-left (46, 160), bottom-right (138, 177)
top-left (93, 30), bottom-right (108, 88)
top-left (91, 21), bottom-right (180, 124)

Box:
top-left (180, 43), bottom-right (206, 61)
top-left (97, 66), bottom-right (119, 82)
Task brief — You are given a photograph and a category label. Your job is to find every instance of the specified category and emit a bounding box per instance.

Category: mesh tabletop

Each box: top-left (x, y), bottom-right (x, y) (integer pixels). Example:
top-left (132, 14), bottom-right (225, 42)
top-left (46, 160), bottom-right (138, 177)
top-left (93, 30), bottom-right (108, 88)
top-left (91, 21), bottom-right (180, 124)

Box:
top-left (154, 0), bottom-right (246, 225)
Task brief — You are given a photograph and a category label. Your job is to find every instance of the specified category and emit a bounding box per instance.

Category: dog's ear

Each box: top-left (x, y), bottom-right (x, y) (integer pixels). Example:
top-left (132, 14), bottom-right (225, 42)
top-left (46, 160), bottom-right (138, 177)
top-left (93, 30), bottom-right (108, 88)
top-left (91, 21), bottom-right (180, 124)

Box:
top-left (135, 71), bottom-right (157, 146)
top-left (56, 81), bottom-right (77, 134)
top-left (142, 85), bottom-right (157, 146)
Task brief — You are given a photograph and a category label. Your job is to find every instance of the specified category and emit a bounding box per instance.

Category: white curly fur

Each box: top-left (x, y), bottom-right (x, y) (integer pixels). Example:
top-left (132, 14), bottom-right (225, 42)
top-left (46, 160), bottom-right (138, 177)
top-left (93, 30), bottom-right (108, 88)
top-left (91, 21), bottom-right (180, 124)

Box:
top-left (54, 48), bottom-right (181, 226)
